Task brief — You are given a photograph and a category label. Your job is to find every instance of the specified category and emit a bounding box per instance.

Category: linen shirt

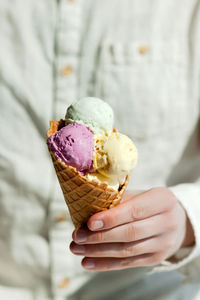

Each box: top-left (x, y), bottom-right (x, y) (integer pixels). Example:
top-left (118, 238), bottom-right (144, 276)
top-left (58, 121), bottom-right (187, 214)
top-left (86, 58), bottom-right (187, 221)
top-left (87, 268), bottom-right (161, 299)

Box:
top-left (0, 0), bottom-right (200, 299)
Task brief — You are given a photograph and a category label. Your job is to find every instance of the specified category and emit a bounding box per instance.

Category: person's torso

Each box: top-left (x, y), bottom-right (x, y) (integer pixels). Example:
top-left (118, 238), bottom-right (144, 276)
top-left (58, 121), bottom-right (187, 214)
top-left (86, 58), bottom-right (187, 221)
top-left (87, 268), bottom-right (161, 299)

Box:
top-left (0, 0), bottom-right (200, 299)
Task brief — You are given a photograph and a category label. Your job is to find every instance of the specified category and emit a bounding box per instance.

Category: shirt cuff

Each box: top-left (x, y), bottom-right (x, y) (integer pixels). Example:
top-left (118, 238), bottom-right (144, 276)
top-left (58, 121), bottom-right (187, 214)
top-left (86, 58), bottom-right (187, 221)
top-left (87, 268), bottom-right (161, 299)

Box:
top-left (150, 183), bottom-right (200, 273)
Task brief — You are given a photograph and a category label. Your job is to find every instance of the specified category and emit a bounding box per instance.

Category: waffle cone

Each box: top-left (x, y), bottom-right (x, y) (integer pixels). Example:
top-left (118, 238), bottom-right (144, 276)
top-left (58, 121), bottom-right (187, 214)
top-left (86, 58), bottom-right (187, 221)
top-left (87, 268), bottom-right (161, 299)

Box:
top-left (47, 120), bottom-right (129, 228)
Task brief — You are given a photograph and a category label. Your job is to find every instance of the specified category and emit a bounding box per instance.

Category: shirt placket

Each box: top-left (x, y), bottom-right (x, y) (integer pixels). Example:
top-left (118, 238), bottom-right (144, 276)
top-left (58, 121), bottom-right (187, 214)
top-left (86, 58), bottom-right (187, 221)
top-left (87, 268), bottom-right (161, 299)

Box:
top-left (53, 0), bottom-right (82, 120)
top-left (49, 0), bottom-right (84, 298)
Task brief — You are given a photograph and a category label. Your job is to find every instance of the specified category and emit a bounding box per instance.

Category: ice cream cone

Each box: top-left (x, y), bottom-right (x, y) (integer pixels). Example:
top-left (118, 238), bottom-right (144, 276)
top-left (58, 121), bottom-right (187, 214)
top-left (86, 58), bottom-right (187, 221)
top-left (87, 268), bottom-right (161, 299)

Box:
top-left (47, 120), bottom-right (129, 228)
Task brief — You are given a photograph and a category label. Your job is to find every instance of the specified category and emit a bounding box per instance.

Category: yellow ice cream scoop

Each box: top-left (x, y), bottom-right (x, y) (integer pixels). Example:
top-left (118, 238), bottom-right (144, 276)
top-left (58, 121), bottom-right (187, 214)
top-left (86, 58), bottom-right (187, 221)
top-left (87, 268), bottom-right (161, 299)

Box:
top-left (93, 130), bottom-right (137, 184)
top-left (102, 131), bottom-right (138, 180)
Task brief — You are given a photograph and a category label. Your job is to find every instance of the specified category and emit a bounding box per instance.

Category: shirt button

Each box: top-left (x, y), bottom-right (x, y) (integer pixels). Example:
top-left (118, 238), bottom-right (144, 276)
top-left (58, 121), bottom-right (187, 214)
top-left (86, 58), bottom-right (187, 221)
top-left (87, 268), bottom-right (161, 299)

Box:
top-left (139, 45), bottom-right (148, 54)
top-left (61, 65), bottom-right (73, 76)
top-left (56, 213), bottom-right (68, 223)
top-left (59, 278), bottom-right (69, 289)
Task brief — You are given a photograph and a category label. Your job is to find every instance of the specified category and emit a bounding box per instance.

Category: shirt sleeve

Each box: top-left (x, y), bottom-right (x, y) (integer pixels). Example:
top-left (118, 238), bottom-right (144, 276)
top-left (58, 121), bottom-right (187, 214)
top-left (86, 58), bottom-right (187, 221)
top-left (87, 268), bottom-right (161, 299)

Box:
top-left (150, 180), bottom-right (200, 273)
top-left (144, 1), bottom-right (200, 275)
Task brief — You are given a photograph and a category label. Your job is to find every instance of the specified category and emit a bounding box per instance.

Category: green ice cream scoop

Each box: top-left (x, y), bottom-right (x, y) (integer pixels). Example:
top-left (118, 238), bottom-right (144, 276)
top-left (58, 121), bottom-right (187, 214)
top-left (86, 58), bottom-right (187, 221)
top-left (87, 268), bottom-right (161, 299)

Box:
top-left (65, 97), bottom-right (114, 134)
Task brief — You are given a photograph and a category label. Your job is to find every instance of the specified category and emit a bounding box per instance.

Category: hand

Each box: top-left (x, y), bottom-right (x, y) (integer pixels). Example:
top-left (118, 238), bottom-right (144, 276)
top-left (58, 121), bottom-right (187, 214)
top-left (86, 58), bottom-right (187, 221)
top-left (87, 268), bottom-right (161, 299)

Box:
top-left (70, 188), bottom-right (194, 271)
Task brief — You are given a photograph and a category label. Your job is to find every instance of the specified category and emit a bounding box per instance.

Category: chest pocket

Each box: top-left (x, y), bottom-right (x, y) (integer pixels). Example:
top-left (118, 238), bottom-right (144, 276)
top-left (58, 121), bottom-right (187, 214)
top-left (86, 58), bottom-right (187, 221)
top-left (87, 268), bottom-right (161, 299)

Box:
top-left (95, 40), bottom-right (190, 139)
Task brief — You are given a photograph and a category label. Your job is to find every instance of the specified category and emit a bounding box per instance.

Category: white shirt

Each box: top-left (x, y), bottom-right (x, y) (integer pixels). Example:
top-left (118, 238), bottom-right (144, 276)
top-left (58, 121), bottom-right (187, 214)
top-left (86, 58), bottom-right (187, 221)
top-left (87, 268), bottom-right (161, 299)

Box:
top-left (0, 0), bottom-right (200, 299)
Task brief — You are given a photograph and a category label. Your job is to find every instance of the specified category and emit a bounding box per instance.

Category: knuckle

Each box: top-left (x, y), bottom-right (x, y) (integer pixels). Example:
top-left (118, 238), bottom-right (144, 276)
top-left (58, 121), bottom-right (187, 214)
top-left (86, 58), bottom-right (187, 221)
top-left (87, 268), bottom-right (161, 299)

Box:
top-left (121, 244), bottom-right (139, 257)
top-left (131, 245), bottom-right (141, 257)
top-left (131, 205), bottom-right (144, 220)
top-left (95, 231), bottom-right (104, 242)
top-left (121, 247), bottom-right (133, 257)
top-left (125, 224), bottom-right (136, 242)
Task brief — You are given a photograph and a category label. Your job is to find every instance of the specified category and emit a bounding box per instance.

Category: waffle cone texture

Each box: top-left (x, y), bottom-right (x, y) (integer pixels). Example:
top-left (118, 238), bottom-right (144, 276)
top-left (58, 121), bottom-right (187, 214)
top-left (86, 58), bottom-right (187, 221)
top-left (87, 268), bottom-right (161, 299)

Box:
top-left (47, 120), bottom-right (129, 228)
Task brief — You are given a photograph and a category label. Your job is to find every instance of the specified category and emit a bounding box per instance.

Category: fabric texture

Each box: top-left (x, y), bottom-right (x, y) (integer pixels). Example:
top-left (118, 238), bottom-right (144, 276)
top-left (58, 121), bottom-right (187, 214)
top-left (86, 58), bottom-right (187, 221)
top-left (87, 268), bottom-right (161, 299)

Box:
top-left (0, 0), bottom-right (200, 299)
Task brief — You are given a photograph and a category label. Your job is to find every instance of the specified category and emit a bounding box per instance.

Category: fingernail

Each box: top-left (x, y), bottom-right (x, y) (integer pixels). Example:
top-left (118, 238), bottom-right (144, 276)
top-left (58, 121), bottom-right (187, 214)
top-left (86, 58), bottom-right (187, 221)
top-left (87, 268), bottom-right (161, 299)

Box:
top-left (91, 220), bottom-right (104, 230)
top-left (84, 259), bottom-right (95, 269)
top-left (72, 245), bottom-right (85, 254)
top-left (76, 231), bottom-right (87, 243)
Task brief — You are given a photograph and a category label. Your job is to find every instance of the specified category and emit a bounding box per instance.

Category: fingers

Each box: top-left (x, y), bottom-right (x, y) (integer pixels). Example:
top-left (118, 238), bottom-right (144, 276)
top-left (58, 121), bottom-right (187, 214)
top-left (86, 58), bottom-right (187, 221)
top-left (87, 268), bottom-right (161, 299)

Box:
top-left (73, 211), bottom-right (176, 244)
top-left (87, 188), bottom-right (176, 231)
top-left (81, 253), bottom-right (164, 271)
top-left (70, 235), bottom-right (169, 258)
top-left (71, 231), bottom-right (176, 271)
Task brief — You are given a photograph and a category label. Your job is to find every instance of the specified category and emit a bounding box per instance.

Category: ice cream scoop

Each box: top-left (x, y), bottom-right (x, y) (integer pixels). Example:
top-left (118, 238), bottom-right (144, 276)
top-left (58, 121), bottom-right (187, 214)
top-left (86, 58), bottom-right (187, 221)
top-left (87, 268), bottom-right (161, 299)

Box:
top-left (47, 123), bottom-right (94, 172)
top-left (65, 97), bottom-right (114, 134)
top-left (97, 131), bottom-right (138, 182)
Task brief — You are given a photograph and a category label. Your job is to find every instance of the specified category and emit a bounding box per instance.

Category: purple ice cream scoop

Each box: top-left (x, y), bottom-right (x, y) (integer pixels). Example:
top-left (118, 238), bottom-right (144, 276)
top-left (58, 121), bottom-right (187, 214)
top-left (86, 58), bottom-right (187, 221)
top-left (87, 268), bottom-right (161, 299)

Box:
top-left (47, 123), bottom-right (94, 172)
